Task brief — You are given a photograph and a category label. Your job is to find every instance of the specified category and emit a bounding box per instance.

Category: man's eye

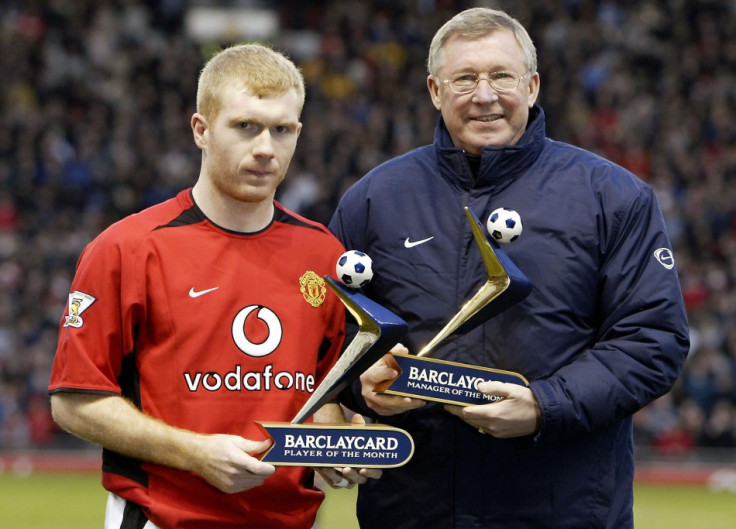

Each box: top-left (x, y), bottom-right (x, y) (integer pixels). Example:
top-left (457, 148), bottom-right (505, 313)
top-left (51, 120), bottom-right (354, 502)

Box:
top-left (492, 72), bottom-right (513, 80)
top-left (454, 74), bottom-right (477, 82)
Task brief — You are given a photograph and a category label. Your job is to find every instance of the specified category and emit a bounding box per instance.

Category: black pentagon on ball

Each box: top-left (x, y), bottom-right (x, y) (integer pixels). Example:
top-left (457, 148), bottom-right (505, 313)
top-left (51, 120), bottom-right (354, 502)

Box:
top-left (491, 230), bottom-right (503, 240)
top-left (341, 273), bottom-right (354, 284)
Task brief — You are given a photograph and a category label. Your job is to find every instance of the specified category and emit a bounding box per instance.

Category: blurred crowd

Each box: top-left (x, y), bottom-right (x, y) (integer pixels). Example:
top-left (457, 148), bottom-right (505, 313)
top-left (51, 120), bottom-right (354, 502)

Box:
top-left (1, 0), bottom-right (735, 458)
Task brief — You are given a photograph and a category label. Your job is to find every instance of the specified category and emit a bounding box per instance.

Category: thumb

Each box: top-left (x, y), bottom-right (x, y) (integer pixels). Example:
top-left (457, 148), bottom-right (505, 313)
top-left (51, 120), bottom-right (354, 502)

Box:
top-left (350, 413), bottom-right (367, 426)
top-left (476, 381), bottom-right (511, 397)
top-left (235, 437), bottom-right (273, 456)
top-left (228, 437), bottom-right (277, 474)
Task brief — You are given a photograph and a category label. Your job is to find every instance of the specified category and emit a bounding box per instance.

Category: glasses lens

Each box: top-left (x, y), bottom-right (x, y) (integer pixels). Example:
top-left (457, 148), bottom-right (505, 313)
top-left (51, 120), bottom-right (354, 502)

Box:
top-left (491, 76), bottom-right (520, 92)
top-left (450, 76), bottom-right (478, 93)
top-left (447, 73), bottom-right (524, 93)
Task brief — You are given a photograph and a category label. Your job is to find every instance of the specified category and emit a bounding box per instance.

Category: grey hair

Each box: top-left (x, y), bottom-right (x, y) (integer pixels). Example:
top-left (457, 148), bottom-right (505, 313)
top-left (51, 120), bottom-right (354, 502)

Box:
top-left (427, 7), bottom-right (537, 76)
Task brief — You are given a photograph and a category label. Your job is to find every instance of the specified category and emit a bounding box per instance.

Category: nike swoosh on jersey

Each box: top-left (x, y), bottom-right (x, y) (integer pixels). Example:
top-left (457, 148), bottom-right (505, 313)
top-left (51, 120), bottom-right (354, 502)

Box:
top-left (189, 286), bottom-right (219, 298)
top-left (404, 236), bottom-right (434, 248)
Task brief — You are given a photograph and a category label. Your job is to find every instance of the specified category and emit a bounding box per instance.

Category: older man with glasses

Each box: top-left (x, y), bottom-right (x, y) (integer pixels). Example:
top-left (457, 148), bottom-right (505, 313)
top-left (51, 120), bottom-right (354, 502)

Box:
top-left (330, 7), bottom-right (688, 529)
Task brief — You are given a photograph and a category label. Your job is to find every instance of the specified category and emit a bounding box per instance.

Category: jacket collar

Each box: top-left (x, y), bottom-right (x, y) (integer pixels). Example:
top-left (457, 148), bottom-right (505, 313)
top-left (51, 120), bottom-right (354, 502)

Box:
top-left (434, 104), bottom-right (546, 189)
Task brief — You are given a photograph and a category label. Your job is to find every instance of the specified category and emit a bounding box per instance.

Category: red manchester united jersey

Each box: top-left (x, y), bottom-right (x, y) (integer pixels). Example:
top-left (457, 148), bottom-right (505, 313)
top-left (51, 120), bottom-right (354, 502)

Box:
top-left (49, 189), bottom-right (346, 528)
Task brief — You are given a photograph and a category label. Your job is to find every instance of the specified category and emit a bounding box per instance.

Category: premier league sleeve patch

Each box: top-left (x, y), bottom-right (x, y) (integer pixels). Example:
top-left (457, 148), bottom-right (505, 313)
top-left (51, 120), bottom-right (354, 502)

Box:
top-left (63, 291), bottom-right (96, 328)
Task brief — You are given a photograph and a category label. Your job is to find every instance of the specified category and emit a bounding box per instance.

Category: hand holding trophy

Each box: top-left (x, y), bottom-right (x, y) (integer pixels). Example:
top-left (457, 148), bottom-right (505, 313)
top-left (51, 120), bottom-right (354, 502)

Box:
top-left (373, 207), bottom-right (532, 408)
top-left (258, 253), bottom-right (415, 469)
top-left (358, 346), bottom-right (427, 417)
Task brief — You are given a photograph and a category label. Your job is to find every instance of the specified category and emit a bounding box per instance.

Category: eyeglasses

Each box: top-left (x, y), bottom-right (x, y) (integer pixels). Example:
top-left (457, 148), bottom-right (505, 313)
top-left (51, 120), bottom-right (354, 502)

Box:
top-left (441, 72), bottom-right (528, 95)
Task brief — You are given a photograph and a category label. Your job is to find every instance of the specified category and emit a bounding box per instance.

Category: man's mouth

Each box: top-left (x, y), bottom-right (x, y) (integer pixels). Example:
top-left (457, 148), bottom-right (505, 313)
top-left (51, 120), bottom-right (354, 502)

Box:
top-left (472, 114), bottom-right (502, 123)
top-left (246, 169), bottom-right (273, 177)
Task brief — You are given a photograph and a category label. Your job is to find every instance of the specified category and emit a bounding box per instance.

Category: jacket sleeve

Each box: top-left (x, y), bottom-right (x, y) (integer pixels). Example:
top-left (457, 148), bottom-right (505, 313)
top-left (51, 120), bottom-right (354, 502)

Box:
top-left (530, 185), bottom-right (690, 445)
top-left (328, 189), bottom-right (379, 417)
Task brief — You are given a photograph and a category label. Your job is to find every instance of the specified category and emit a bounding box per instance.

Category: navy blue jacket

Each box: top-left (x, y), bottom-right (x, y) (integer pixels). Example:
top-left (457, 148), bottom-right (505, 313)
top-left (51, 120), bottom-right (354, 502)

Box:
top-left (329, 106), bottom-right (689, 529)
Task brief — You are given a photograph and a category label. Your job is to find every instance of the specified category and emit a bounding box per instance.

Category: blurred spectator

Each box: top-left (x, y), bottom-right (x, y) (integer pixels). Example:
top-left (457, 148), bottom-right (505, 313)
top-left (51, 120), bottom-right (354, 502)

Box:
top-left (0, 0), bottom-right (735, 454)
top-left (653, 399), bottom-right (703, 458)
top-left (700, 399), bottom-right (736, 448)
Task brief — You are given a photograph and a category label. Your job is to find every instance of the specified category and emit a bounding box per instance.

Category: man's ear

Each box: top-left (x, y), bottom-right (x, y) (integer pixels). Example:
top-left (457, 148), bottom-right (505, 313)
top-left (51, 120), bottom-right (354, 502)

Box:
top-left (427, 75), bottom-right (442, 111)
top-left (191, 113), bottom-right (209, 149)
top-left (527, 72), bottom-right (541, 108)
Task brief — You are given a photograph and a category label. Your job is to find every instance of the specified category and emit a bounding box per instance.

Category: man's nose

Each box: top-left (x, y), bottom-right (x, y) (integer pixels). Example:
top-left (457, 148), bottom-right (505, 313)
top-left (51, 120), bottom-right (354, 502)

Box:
top-left (253, 130), bottom-right (275, 157)
top-left (472, 78), bottom-right (500, 102)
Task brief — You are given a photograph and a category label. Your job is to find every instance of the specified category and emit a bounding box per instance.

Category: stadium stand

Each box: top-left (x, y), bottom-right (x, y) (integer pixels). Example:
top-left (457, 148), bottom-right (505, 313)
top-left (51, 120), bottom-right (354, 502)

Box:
top-left (0, 1), bottom-right (734, 470)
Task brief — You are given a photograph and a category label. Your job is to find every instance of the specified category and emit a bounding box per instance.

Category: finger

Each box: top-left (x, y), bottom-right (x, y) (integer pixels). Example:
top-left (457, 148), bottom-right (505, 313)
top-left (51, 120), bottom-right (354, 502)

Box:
top-left (368, 394), bottom-right (425, 415)
top-left (443, 404), bottom-right (487, 432)
top-left (242, 458), bottom-right (277, 476)
top-left (240, 438), bottom-right (273, 455)
top-left (476, 381), bottom-right (512, 396)
top-left (459, 403), bottom-right (494, 422)
top-left (316, 468), bottom-right (350, 488)
top-left (336, 466), bottom-right (382, 487)
top-left (338, 467), bottom-right (366, 487)
top-left (362, 353), bottom-right (404, 384)
top-left (443, 404), bottom-right (463, 417)
top-left (374, 394), bottom-right (424, 408)
top-left (358, 467), bottom-right (383, 480)
top-left (389, 343), bottom-right (409, 355)
top-left (351, 413), bottom-right (367, 426)
top-left (231, 471), bottom-right (272, 488)
top-left (232, 439), bottom-right (277, 475)
top-left (362, 364), bottom-right (399, 384)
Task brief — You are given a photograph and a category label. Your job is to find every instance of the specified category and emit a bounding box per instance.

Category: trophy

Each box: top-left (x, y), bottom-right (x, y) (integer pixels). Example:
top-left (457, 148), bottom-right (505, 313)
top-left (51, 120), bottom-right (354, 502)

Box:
top-left (258, 277), bottom-right (414, 468)
top-left (374, 207), bottom-right (532, 406)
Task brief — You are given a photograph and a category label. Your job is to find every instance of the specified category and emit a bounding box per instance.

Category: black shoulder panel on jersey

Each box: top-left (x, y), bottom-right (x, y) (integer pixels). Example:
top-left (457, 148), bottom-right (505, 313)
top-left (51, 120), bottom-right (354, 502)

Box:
top-left (154, 206), bottom-right (203, 230)
top-left (48, 388), bottom-right (120, 397)
top-left (118, 351), bottom-right (142, 409)
top-left (120, 499), bottom-right (150, 529)
top-left (102, 350), bottom-right (148, 486)
top-left (317, 336), bottom-right (333, 362)
top-left (103, 448), bottom-right (149, 487)
top-left (273, 206), bottom-right (326, 233)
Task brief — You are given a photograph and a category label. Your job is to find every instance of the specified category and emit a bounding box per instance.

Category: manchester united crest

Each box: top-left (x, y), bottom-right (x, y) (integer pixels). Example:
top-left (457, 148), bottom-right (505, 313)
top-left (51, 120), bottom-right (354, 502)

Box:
top-left (299, 271), bottom-right (326, 307)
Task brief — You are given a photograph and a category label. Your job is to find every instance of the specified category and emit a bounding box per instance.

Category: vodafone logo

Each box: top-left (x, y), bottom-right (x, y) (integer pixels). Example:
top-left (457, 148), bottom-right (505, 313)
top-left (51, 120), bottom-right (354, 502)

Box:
top-left (183, 304), bottom-right (316, 394)
top-left (232, 305), bottom-right (283, 357)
